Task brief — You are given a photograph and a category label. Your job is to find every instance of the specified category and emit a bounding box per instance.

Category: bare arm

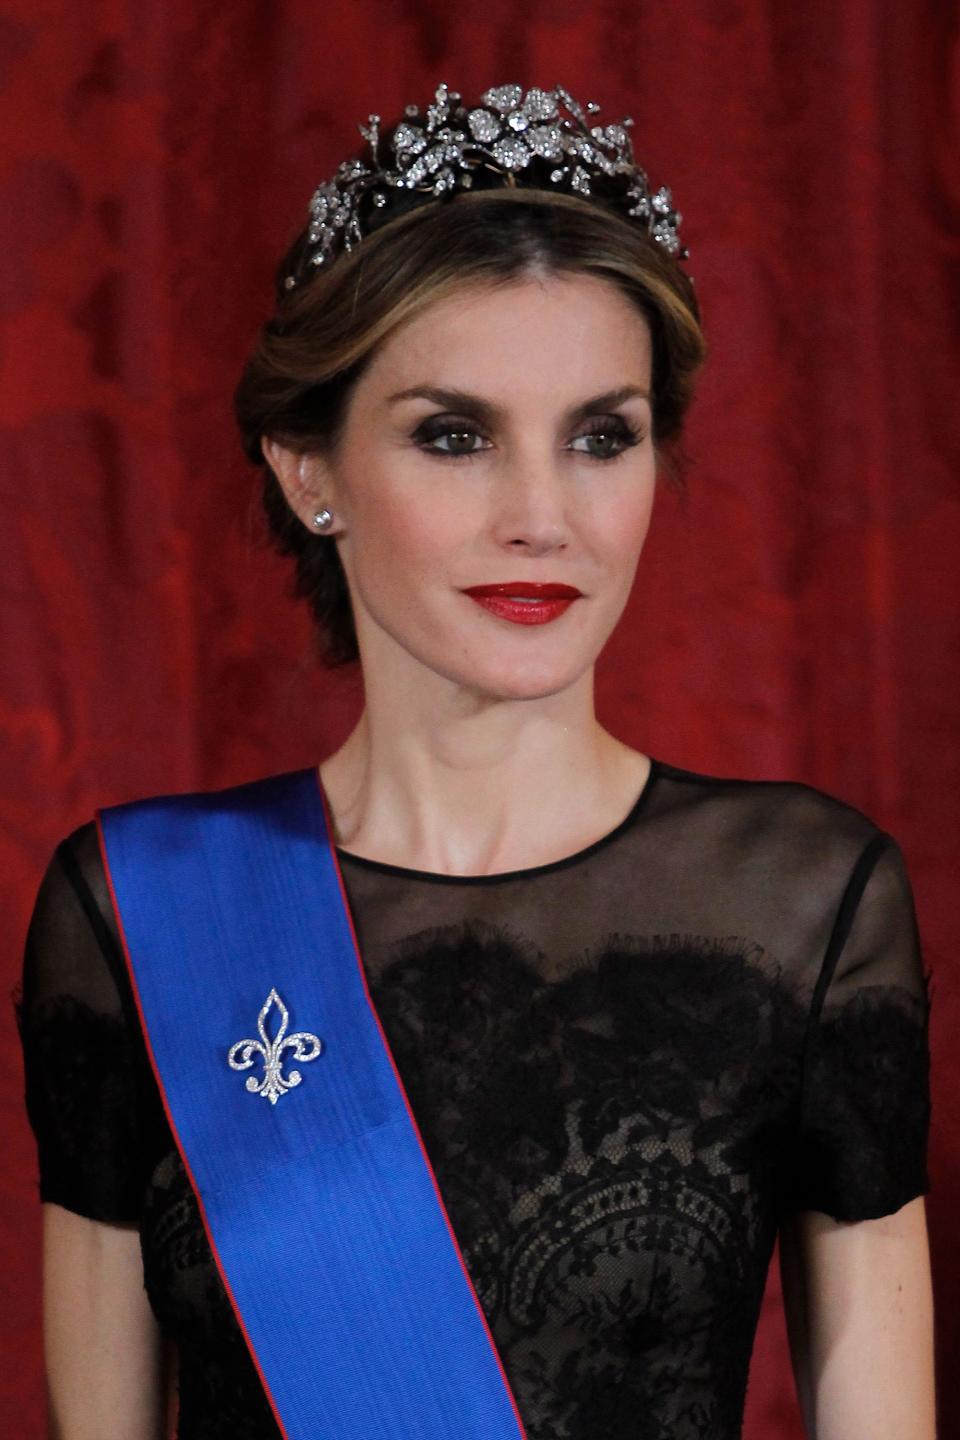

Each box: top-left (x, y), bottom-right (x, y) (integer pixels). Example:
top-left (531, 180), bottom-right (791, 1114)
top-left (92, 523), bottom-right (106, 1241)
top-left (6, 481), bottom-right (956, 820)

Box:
top-left (779, 1194), bottom-right (936, 1439)
top-left (43, 1203), bottom-right (166, 1440)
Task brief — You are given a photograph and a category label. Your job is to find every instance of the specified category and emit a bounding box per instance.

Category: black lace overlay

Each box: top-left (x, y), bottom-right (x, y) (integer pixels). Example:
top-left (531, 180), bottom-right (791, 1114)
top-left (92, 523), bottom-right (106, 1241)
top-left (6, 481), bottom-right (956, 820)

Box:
top-left (16, 760), bottom-right (933, 1440)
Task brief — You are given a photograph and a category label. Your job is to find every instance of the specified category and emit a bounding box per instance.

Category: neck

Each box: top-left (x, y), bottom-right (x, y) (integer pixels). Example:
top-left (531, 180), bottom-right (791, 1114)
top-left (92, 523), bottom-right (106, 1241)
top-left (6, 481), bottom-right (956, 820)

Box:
top-left (318, 679), bottom-right (649, 877)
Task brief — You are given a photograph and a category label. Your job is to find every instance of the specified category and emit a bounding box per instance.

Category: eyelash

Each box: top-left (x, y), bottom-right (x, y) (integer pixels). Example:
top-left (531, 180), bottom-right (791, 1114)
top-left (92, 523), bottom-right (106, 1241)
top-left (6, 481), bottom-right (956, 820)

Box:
top-left (412, 417), bottom-right (647, 464)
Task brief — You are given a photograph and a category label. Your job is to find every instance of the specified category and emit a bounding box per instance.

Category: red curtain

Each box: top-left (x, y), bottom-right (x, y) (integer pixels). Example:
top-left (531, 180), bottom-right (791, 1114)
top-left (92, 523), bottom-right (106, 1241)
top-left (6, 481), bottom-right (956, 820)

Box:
top-left (1, 3), bottom-right (957, 1435)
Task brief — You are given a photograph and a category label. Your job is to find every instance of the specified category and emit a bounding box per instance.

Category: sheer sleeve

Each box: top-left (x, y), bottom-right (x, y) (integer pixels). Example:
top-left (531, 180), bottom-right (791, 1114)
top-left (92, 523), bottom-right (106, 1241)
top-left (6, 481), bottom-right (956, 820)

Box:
top-left (783, 833), bottom-right (933, 1222)
top-left (15, 823), bottom-right (159, 1223)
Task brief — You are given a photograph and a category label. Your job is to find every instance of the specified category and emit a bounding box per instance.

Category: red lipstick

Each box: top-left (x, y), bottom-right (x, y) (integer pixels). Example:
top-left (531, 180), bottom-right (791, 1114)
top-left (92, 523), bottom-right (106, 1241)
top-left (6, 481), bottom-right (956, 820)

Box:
top-left (461, 582), bottom-right (582, 626)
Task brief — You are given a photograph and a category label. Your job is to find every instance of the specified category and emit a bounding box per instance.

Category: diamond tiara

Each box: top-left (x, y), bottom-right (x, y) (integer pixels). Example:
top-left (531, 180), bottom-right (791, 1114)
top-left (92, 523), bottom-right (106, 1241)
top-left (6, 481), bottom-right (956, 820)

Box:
top-left (283, 81), bottom-right (688, 291)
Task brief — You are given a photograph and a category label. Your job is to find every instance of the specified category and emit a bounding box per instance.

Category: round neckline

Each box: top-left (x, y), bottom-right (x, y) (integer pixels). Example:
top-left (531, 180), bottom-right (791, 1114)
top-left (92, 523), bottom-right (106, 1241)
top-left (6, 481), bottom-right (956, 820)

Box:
top-left (332, 756), bottom-right (661, 885)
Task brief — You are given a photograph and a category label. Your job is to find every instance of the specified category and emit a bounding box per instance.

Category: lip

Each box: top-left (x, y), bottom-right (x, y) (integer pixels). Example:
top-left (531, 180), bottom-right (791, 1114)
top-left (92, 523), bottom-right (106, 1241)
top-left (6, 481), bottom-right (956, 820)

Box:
top-left (461, 582), bottom-right (583, 599)
top-left (464, 593), bottom-right (580, 626)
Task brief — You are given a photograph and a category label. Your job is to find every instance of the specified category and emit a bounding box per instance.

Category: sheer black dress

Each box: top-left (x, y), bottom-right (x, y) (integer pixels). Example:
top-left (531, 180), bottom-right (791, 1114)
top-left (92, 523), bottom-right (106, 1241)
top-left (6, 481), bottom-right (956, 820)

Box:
top-left (17, 757), bottom-right (933, 1440)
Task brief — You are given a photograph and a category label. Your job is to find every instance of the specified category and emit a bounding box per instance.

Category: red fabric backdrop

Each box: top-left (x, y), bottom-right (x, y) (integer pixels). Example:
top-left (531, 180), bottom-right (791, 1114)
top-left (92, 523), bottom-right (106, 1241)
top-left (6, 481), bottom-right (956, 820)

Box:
top-left (1, 3), bottom-right (957, 1435)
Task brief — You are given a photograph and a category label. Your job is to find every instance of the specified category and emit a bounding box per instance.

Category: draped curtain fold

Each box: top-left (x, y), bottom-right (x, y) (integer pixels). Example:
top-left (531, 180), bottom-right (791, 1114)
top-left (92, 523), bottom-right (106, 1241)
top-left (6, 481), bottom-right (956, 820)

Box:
top-left (1, 2), bottom-right (957, 1435)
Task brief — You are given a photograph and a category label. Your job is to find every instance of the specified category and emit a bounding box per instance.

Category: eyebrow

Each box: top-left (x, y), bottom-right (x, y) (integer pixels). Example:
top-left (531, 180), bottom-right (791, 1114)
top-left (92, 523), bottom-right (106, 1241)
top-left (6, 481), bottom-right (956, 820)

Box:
top-left (385, 383), bottom-right (651, 425)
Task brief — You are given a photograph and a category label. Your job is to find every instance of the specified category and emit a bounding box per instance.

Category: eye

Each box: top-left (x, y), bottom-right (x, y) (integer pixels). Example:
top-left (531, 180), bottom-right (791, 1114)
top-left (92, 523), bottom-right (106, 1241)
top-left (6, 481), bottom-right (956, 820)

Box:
top-left (411, 414), bottom-right (647, 463)
top-left (569, 418), bottom-right (646, 462)
top-left (413, 418), bottom-right (489, 460)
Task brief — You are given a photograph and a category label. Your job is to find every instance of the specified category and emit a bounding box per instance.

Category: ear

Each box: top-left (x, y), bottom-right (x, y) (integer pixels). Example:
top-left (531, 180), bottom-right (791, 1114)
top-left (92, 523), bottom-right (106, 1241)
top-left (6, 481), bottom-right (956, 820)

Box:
top-left (262, 438), bottom-right (339, 534)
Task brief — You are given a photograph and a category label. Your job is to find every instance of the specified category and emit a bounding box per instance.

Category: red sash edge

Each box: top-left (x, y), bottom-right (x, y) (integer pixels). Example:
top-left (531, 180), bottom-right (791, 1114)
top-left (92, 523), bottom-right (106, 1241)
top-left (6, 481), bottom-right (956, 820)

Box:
top-left (95, 779), bottom-right (529, 1439)
top-left (313, 769), bottom-right (529, 1439)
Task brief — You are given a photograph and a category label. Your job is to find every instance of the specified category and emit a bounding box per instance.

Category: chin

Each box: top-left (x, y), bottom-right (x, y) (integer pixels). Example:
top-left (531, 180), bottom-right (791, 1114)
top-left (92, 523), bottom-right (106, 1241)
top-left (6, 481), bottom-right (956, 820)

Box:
top-left (444, 650), bottom-right (594, 702)
top-left (366, 609), bottom-right (602, 697)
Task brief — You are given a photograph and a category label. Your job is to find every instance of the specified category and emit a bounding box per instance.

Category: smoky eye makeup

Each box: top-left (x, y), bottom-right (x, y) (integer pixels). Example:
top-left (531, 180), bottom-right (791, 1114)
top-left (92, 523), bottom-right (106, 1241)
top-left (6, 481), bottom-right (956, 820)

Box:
top-left (412, 415), bottom-right (482, 444)
top-left (410, 412), bottom-right (647, 461)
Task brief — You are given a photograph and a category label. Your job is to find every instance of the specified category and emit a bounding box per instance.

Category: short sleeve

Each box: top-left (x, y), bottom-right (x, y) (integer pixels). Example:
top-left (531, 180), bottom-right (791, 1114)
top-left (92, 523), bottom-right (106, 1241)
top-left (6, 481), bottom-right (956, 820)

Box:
top-left (15, 824), bottom-right (158, 1222)
top-left (783, 834), bottom-right (933, 1222)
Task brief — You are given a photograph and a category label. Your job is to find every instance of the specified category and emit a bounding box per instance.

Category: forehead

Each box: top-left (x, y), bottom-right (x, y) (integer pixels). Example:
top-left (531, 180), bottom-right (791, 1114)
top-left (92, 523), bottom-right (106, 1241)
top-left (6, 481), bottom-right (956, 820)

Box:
top-left (360, 272), bottom-right (653, 404)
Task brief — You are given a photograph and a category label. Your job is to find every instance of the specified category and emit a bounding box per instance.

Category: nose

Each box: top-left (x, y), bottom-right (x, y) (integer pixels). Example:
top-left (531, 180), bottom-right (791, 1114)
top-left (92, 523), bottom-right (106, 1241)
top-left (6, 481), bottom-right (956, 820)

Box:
top-left (489, 455), bottom-right (572, 554)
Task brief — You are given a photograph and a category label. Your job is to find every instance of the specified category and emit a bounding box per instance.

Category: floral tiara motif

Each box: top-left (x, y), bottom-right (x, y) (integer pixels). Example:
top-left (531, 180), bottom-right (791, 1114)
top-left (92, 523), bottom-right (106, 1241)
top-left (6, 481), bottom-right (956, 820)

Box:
top-left (284, 81), bottom-right (688, 290)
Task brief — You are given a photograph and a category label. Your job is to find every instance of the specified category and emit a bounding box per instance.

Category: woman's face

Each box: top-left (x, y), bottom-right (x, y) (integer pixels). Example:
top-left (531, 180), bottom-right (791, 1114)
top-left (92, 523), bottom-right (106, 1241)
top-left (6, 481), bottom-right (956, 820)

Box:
top-left (272, 270), bottom-right (657, 701)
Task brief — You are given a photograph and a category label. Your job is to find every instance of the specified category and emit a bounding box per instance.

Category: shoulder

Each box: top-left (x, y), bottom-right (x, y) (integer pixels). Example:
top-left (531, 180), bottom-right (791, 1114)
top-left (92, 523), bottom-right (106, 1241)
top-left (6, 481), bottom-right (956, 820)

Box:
top-left (31, 767), bottom-right (316, 930)
top-left (95, 766), bottom-right (318, 831)
top-left (648, 757), bottom-right (894, 885)
top-left (18, 822), bottom-right (142, 1175)
top-left (29, 819), bottom-right (111, 950)
top-left (651, 756), bottom-right (886, 838)
top-left (22, 820), bottom-right (123, 1009)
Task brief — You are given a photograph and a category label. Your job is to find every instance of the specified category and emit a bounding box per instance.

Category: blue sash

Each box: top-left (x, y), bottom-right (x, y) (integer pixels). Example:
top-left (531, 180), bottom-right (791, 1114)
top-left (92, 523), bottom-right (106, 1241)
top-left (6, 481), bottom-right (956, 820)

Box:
top-left (96, 769), bottom-right (527, 1440)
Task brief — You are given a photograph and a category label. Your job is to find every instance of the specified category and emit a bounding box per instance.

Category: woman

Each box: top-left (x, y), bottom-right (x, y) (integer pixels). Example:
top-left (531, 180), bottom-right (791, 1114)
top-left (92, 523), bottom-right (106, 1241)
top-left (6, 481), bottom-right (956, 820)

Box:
top-left (18, 82), bottom-right (935, 1439)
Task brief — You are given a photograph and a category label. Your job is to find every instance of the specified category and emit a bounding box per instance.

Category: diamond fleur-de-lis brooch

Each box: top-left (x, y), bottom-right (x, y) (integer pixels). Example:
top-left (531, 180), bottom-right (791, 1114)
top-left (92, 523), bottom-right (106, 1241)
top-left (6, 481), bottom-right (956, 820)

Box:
top-left (227, 989), bottom-right (323, 1105)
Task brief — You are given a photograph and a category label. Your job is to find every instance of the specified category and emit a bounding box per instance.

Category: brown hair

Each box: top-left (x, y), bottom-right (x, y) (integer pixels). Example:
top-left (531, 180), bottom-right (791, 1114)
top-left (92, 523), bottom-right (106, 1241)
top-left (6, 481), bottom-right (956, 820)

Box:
top-left (234, 184), bottom-right (707, 667)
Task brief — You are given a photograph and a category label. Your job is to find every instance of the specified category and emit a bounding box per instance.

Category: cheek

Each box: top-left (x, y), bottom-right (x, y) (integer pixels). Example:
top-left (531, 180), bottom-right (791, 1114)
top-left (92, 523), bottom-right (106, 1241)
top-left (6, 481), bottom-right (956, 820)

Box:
top-left (592, 473), bottom-right (657, 569)
top-left (349, 475), bottom-right (469, 599)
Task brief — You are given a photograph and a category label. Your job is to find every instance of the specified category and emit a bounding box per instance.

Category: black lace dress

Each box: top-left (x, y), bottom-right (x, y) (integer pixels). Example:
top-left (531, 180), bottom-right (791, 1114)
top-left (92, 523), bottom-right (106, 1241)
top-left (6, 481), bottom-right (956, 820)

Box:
top-left (17, 758), bottom-right (933, 1440)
